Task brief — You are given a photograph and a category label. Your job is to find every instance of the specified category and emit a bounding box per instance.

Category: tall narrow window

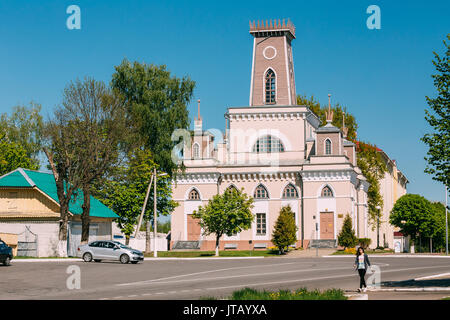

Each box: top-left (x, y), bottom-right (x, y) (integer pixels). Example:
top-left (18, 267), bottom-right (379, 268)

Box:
top-left (256, 213), bottom-right (266, 235)
top-left (192, 143), bottom-right (200, 159)
top-left (325, 139), bottom-right (332, 155)
top-left (188, 188), bottom-right (200, 200)
top-left (254, 184), bottom-right (269, 199)
top-left (321, 186), bottom-right (333, 197)
top-left (282, 184), bottom-right (298, 199)
top-left (265, 69), bottom-right (276, 104)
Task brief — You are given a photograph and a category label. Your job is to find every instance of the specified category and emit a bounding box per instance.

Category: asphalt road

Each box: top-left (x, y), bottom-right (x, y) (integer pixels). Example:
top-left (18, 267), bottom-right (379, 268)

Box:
top-left (1, 256), bottom-right (449, 300)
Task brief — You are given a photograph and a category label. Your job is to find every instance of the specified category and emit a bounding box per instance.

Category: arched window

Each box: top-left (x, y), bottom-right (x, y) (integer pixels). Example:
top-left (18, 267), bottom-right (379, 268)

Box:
top-left (192, 143), bottom-right (200, 159)
top-left (282, 184), bottom-right (298, 198)
top-left (188, 188), bottom-right (201, 200)
top-left (321, 186), bottom-right (333, 197)
top-left (252, 135), bottom-right (285, 153)
top-left (325, 139), bottom-right (332, 155)
top-left (254, 184), bottom-right (269, 199)
top-left (226, 185), bottom-right (239, 193)
top-left (265, 69), bottom-right (276, 104)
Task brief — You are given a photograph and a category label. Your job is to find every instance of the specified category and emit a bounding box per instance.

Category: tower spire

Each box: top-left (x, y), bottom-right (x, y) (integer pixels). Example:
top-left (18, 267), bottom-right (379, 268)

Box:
top-left (325, 94), bottom-right (334, 123)
top-left (197, 99), bottom-right (201, 120)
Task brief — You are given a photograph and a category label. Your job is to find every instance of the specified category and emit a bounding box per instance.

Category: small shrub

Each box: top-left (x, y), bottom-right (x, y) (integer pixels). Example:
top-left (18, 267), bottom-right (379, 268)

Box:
top-left (344, 247), bottom-right (356, 254)
top-left (337, 214), bottom-right (357, 249)
top-left (358, 238), bottom-right (372, 249)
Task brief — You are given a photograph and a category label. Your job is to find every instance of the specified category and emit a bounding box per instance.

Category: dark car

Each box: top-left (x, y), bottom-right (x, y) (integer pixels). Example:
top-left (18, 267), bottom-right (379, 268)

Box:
top-left (0, 239), bottom-right (13, 266)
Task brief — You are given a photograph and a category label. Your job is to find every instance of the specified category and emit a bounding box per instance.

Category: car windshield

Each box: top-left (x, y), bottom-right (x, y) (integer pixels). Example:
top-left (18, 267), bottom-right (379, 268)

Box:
top-left (112, 241), bottom-right (132, 250)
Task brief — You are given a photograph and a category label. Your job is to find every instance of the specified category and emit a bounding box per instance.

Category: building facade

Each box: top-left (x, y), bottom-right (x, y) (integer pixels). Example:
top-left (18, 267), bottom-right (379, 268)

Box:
top-left (0, 168), bottom-right (118, 257)
top-left (171, 20), bottom-right (392, 250)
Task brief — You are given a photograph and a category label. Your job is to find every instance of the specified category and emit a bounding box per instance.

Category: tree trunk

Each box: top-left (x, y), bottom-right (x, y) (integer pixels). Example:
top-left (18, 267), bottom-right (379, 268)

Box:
top-left (125, 235), bottom-right (130, 245)
top-left (57, 200), bottom-right (69, 257)
top-left (215, 235), bottom-right (220, 257)
top-left (81, 186), bottom-right (91, 245)
top-left (146, 220), bottom-right (151, 253)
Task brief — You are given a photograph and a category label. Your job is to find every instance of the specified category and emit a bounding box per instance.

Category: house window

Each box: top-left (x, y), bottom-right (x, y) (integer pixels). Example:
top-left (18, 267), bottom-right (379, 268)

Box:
top-left (282, 184), bottom-right (298, 198)
top-left (252, 135), bottom-right (285, 153)
top-left (254, 184), bottom-right (269, 199)
top-left (325, 139), bottom-right (332, 155)
top-left (188, 188), bottom-right (200, 200)
top-left (192, 143), bottom-right (200, 159)
top-left (256, 213), bottom-right (266, 235)
top-left (265, 69), bottom-right (276, 104)
top-left (321, 186), bottom-right (333, 197)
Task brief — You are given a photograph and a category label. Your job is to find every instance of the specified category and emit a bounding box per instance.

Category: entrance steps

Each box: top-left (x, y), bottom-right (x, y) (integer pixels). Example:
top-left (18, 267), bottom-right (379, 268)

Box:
top-left (310, 239), bottom-right (337, 248)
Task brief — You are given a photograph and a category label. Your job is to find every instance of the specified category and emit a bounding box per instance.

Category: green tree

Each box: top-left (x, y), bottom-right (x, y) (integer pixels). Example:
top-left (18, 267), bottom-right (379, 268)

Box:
top-left (337, 214), bottom-right (358, 249)
top-left (356, 141), bottom-right (387, 230)
top-left (0, 103), bottom-right (43, 168)
top-left (111, 59), bottom-right (195, 177)
top-left (429, 202), bottom-right (450, 252)
top-left (0, 136), bottom-right (39, 175)
top-left (421, 34), bottom-right (450, 188)
top-left (271, 205), bottom-right (297, 254)
top-left (389, 194), bottom-right (436, 252)
top-left (297, 94), bottom-right (358, 140)
top-left (192, 188), bottom-right (254, 256)
top-left (93, 149), bottom-right (177, 245)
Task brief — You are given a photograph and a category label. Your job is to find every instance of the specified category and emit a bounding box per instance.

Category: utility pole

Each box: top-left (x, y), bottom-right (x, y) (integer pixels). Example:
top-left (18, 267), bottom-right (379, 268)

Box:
top-left (153, 167), bottom-right (157, 258)
top-left (446, 185), bottom-right (448, 255)
top-left (376, 205), bottom-right (381, 248)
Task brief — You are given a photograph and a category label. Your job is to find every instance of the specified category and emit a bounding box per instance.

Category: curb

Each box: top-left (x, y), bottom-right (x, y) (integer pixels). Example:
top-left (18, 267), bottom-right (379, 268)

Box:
top-left (344, 294), bottom-right (368, 300)
top-left (322, 255), bottom-right (450, 258)
top-left (11, 256), bottom-right (265, 262)
top-left (144, 257), bottom-right (265, 261)
top-left (368, 287), bottom-right (450, 292)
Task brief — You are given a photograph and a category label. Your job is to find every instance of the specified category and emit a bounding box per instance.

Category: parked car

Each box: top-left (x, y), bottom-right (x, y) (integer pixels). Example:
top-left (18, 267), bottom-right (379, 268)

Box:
top-left (0, 239), bottom-right (13, 266)
top-left (77, 240), bottom-right (144, 264)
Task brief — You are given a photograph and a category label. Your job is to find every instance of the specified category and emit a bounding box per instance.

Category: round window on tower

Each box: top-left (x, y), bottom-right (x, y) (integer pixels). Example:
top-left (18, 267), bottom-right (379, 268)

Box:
top-left (263, 46), bottom-right (277, 60)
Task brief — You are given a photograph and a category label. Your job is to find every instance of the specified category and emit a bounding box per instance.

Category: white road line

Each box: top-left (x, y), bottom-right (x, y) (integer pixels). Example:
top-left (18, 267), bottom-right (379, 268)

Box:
top-left (323, 255), bottom-right (450, 258)
top-left (414, 272), bottom-right (450, 281)
top-left (116, 261), bottom-right (302, 287)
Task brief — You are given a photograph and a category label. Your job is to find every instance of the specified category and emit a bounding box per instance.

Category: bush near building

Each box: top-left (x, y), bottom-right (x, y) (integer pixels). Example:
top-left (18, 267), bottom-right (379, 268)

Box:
top-left (337, 214), bottom-right (358, 249)
top-left (271, 205), bottom-right (297, 254)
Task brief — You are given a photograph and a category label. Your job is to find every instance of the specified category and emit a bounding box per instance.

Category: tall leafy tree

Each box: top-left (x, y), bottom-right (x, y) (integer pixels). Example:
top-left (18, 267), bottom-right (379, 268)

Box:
top-left (111, 59), bottom-right (195, 176)
top-left (0, 136), bottom-right (39, 175)
top-left (271, 205), bottom-right (297, 254)
top-left (390, 194), bottom-right (436, 252)
top-left (43, 77), bottom-right (127, 254)
top-left (93, 149), bottom-right (178, 246)
top-left (193, 188), bottom-right (254, 256)
top-left (421, 34), bottom-right (450, 189)
top-left (0, 103), bottom-right (43, 168)
top-left (356, 141), bottom-right (387, 230)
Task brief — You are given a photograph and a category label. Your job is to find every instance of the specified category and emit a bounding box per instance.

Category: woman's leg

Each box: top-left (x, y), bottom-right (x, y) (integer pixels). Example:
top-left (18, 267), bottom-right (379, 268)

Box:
top-left (358, 269), bottom-right (366, 288)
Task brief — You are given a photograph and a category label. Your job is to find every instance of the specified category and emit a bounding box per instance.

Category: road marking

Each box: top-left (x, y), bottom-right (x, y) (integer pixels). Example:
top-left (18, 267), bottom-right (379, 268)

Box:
top-left (127, 295), bottom-right (137, 298)
top-left (323, 255), bottom-right (450, 258)
top-left (116, 261), bottom-right (302, 287)
top-left (414, 272), bottom-right (450, 281)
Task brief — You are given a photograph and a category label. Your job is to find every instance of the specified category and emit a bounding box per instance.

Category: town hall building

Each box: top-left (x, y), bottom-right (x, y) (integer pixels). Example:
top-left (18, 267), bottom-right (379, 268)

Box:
top-left (170, 20), bottom-right (406, 251)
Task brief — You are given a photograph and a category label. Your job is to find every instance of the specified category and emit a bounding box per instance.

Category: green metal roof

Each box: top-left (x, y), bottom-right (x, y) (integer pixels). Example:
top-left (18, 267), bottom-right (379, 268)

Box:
top-left (0, 168), bottom-right (118, 219)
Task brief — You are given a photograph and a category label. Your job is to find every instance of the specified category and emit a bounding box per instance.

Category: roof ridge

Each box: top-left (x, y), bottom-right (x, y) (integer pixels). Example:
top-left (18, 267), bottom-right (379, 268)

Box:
top-left (0, 168), bottom-right (22, 180)
top-left (18, 168), bottom-right (36, 187)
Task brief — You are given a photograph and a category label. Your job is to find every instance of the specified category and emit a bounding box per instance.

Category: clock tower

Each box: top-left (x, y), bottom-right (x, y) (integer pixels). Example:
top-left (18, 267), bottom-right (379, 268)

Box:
top-left (249, 19), bottom-right (297, 106)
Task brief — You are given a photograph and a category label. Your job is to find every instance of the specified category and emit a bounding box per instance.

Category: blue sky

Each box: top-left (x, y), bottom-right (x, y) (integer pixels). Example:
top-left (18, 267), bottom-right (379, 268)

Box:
top-left (0, 0), bottom-right (449, 203)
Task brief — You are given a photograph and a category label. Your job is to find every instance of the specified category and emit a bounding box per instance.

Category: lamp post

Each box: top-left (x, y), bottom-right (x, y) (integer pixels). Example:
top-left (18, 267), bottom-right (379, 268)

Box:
top-left (376, 205), bottom-right (381, 249)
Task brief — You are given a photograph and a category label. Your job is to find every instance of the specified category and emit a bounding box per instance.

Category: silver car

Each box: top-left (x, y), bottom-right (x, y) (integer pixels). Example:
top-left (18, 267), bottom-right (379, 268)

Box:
top-left (77, 240), bottom-right (144, 264)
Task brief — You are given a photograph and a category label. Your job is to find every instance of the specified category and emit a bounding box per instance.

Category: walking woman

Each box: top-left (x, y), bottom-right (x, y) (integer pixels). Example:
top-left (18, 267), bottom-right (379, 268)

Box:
top-left (354, 247), bottom-right (371, 292)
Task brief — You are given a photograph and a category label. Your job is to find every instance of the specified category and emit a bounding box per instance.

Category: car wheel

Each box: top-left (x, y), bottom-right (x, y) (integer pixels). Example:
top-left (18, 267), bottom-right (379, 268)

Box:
top-left (120, 254), bottom-right (130, 264)
top-left (3, 257), bottom-right (11, 266)
top-left (131, 261), bottom-right (138, 264)
top-left (94, 259), bottom-right (102, 263)
top-left (83, 252), bottom-right (93, 262)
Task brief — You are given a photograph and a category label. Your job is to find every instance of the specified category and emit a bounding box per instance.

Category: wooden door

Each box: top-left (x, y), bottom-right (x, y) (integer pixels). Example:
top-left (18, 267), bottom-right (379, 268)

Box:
top-left (320, 212), bottom-right (334, 239)
top-left (187, 214), bottom-right (201, 241)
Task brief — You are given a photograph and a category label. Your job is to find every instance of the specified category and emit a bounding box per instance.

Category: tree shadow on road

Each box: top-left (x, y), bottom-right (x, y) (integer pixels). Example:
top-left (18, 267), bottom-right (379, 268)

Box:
top-left (382, 278), bottom-right (450, 288)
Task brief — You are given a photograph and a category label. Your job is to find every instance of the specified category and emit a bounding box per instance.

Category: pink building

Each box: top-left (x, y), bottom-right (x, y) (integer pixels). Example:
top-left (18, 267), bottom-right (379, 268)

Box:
top-left (171, 19), bottom-right (372, 251)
